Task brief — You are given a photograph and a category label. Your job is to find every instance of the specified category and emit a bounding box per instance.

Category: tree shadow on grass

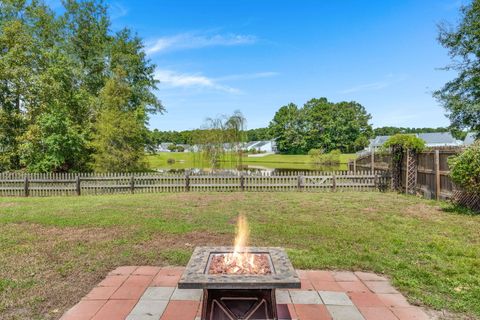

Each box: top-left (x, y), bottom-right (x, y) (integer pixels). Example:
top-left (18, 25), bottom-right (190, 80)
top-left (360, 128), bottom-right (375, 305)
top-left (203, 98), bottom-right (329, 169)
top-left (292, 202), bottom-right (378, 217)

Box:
top-left (440, 201), bottom-right (479, 216)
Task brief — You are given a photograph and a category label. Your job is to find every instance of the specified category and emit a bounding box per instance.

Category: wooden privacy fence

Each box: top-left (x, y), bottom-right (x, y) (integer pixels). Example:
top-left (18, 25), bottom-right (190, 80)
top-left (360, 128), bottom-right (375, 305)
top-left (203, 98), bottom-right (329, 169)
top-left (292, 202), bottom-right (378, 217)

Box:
top-left (351, 147), bottom-right (461, 200)
top-left (0, 171), bottom-right (389, 197)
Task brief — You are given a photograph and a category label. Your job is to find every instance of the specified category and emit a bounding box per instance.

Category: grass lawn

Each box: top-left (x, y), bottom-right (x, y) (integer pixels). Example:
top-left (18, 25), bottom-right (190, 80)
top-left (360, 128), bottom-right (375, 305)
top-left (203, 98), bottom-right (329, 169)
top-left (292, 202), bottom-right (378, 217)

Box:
top-left (0, 192), bottom-right (479, 319)
top-left (146, 152), bottom-right (355, 170)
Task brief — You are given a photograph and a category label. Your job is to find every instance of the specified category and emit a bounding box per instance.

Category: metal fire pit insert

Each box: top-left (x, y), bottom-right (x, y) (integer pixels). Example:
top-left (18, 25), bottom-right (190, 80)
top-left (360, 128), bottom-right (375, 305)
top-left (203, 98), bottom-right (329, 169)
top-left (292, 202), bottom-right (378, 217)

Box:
top-left (179, 246), bottom-right (300, 320)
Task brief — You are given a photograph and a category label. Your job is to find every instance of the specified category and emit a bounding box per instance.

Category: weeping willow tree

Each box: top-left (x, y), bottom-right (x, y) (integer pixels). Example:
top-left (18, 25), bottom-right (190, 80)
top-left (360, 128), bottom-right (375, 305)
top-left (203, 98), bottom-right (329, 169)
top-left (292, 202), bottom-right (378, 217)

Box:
top-left (195, 111), bottom-right (246, 171)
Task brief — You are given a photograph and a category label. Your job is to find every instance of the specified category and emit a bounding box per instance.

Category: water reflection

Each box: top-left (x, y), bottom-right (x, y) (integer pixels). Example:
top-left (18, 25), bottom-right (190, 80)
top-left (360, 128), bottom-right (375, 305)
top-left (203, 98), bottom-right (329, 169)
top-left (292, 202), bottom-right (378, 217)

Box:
top-left (154, 164), bottom-right (347, 175)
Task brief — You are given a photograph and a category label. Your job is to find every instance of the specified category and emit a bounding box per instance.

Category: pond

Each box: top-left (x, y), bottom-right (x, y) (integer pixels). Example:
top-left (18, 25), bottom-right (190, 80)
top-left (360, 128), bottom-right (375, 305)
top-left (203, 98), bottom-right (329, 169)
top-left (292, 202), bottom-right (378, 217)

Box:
top-left (146, 152), bottom-right (352, 174)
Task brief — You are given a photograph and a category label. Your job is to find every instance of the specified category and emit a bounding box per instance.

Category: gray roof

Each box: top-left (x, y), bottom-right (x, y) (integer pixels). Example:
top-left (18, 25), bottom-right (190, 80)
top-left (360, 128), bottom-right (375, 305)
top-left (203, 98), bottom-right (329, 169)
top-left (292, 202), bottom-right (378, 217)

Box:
top-left (253, 141), bottom-right (271, 148)
top-left (464, 132), bottom-right (477, 146)
top-left (371, 135), bottom-right (390, 147)
top-left (417, 132), bottom-right (463, 146)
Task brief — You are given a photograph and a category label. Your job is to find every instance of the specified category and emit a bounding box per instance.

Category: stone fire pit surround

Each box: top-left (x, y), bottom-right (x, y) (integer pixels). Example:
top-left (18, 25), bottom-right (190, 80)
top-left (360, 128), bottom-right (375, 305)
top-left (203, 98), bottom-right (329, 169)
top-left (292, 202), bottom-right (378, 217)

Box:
top-left (178, 246), bottom-right (300, 289)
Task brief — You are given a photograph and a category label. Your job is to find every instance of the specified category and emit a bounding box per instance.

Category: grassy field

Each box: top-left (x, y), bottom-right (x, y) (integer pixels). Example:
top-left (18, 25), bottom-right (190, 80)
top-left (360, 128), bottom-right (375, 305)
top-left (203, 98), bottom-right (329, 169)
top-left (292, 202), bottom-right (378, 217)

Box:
top-left (0, 193), bottom-right (478, 319)
top-left (146, 152), bottom-right (355, 170)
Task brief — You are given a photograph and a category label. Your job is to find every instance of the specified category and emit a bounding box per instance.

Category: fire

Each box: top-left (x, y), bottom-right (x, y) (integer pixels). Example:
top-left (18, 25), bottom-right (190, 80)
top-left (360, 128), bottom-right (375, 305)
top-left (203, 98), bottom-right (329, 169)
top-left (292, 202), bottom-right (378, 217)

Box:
top-left (233, 213), bottom-right (250, 255)
top-left (207, 214), bottom-right (271, 275)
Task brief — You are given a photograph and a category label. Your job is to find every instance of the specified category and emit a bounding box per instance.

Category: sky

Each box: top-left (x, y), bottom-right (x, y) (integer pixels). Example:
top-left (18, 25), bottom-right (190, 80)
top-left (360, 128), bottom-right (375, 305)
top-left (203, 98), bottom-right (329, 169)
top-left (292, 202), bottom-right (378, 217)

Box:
top-left (90, 0), bottom-right (466, 130)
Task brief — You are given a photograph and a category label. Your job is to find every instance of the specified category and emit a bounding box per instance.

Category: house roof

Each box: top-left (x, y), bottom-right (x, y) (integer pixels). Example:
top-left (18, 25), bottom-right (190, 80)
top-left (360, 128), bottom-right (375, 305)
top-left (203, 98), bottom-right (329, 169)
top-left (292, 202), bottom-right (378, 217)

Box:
top-left (417, 132), bottom-right (463, 146)
top-left (464, 132), bottom-right (478, 146)
top-left (370, 136), bottom-right (390, 147)
top-left (253, 141), bottom-right (271, 148)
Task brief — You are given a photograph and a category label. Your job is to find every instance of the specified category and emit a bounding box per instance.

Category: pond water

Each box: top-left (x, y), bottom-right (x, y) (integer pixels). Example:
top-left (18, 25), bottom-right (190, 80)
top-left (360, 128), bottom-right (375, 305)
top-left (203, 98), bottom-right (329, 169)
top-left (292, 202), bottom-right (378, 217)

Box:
top-left (153, 163), bottom-right (348, 174)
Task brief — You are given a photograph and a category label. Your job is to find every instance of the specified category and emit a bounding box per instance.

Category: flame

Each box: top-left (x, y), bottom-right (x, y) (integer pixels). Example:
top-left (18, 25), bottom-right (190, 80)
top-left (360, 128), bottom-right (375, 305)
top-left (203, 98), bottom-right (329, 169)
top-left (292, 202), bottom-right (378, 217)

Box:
top-left (233, 213), bottom-right (249, 254)
top-left (208, 214), bottom-right (271, 275)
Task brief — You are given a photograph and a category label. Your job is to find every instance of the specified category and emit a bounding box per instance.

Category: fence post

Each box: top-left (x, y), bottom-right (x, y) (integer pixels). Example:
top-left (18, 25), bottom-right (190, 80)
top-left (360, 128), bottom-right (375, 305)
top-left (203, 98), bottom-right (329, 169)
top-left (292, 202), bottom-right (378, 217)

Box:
top-left (353, 159), bottom-right (357, 175)
top-left (130, 175), bottom-right (135, 194)
top-left (370, 149), bottom-right (375, 173)
top-left (435, 150), bottom-right (440, 200)
top-left (297, 175), bottom-right (303, 191)
top-left (332, 175), bottom-right (336, 192)
top-left (24, 176), bottom-right (29, 197)
top-left (76, 176), bottom-right (81, 196)
top-left (240, 173), bottom-right (245, 191)
top-left (374, 174), bottom-right (378, 190)
top-left (185, 172), bottom-right (190, 192)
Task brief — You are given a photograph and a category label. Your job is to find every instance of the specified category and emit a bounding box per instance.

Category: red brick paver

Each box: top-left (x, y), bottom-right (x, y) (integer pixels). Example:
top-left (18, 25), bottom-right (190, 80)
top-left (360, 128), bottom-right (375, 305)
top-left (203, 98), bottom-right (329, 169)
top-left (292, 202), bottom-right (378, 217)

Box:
top-left (61, 267), bottom-right (435, 320)
top-left (161, 300), bottom-right (200, 320)
top-left (359, 306), bottom-right (398, 320)
top-left (294, 304), bottom-right (332, 320)
top-left (91, 299), bottom-right (137, 320)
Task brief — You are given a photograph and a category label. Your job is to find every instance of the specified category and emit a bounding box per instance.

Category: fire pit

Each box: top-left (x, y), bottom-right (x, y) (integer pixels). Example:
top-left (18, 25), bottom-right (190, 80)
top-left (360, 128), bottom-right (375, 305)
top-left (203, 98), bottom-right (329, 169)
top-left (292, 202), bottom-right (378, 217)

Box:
top-left (178, 246), bottom-right (300, 320)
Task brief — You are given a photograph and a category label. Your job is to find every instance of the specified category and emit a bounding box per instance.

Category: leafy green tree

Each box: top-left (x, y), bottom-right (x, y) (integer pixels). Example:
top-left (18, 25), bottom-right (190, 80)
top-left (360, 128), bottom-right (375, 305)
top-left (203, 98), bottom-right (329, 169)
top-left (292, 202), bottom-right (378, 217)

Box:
top-left (435, 0), bottom-right (480, 136)
top-left (0, 0), bottom-right (163, 172)
top-left (268, 103), bottom-right (307, 154)
top-left (449, 141), bottom-right (480, 194)
top-left (91, 69), bottom-right (147, 172)
top-left (373, 126), bottom-right (449, 136)
top-left (19, 106), bottom-right (88, 172)
top-left (245, 127), bottom-right (272, 141)
top-left (0, 2), bottom-right (39, 170)
top-left (303, 98), bottom-right (372, 153)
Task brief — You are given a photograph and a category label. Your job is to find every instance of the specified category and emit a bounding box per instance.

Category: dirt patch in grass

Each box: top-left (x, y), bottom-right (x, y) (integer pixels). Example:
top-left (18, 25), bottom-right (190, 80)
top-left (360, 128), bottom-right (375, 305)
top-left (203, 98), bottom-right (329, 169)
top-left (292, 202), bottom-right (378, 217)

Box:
top-left (0, 223), bottom-right (232, 320)
top-left (0, 202), bottom-right (18, 208)
top-left (403, 202), bottom-right (445, 220)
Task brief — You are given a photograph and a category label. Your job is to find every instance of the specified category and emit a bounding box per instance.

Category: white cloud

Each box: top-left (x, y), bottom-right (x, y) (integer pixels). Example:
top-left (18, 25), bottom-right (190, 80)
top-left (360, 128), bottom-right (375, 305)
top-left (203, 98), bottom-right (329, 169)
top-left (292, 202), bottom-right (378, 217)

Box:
top-left (215, 72), bottom-right (279, 81)
top-left (155, 70), bottom-right (241, 94)
top-left (339, 81), bottom-right (390, 94)
top-left (146, 32), bottom-right (257, 55)
top-left (339, 74), bottom-right (407, 94)
top-left (109, 2), bottom-right (128, 20)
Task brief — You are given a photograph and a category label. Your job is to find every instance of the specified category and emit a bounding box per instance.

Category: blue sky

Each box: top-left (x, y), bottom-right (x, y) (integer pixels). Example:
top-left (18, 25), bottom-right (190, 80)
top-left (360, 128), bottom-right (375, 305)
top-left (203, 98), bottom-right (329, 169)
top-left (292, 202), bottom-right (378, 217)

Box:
top-left (103, 0), bottom-right (465, 130)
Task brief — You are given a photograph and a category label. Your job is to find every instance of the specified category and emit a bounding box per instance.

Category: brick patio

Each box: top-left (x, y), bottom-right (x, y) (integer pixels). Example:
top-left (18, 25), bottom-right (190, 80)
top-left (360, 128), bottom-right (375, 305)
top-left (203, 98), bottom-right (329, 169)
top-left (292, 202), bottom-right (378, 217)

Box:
top-left (60, 266), bottom-right (431, 320)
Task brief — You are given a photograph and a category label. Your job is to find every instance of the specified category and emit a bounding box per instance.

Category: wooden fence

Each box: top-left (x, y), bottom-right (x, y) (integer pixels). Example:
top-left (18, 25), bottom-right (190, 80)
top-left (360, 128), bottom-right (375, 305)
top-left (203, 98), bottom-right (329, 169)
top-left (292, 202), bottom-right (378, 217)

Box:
top-left (0, 171), bottom-right (390, 197)
top-left (351, 147), bottom-right (461, 200)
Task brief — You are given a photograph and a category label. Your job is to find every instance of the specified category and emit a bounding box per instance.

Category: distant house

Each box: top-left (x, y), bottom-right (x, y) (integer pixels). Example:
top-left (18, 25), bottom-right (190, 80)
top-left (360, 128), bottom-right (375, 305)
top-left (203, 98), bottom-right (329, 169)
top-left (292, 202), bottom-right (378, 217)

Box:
top-left (156, 143), bottom-right (173, 152)
top-left (361, 132), bottom-right (463, 155)
top-left (244, 140), bottom-right (277, 153)
top-left (365, 136), bottom-right (390, 152)
top-left (417, 132), bottom-right (463, 147)
top-left (464, 132), bottom-right (478, 146)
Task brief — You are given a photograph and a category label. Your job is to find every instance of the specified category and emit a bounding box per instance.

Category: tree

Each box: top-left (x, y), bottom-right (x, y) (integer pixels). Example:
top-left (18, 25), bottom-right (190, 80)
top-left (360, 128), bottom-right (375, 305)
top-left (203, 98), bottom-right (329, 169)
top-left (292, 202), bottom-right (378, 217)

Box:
top-left (0, 0), bottom-right (164, 172)
top-left (91, 69), bottom-right (147, 172)
top-left (303, 98), bottom-right (372, 153)
top-left (449, 141), bottom-right (480, 194)
top-left (435, 0), bottom-right (480, 136)
top-left (268, 103), bottom-right (307, 154)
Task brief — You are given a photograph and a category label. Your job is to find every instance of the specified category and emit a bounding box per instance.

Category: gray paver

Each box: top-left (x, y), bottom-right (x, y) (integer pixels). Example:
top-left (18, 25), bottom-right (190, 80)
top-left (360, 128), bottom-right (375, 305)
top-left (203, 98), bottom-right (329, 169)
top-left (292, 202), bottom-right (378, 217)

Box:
top-left (171, 287), bottom-right (203, 301)
top-left (129, 300), bottom-right (168, 316)
top-left (276, 290), bottom-right (292, 304)
top-left (289, 290), bottom-right (322, 304)
top-left (318, 291), bottom-right (353, 306)
top-left (141, 287), bottom-right (175, 300)
top-left (326, 305), bottom-right (365, 320)
top-left (126, 314), bottom-right (162, 320)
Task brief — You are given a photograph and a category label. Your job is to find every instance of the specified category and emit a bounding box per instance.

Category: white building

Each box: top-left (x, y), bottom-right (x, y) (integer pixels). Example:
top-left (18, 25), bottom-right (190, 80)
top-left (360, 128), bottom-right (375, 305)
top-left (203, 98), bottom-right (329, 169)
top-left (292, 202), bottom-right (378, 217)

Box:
top-left (244, 140), bottom-right (277, 153)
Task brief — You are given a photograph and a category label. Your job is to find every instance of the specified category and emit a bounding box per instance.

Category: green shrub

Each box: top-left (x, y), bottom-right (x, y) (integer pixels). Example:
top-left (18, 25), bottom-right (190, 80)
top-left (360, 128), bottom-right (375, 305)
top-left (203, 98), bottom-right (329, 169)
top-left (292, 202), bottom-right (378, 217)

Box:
top-left (383, 134), bottom-right (426, 153)
top-left (309, 149), bottom-right (340, 165)
top-left (449, 141), bottom-right (480, 193)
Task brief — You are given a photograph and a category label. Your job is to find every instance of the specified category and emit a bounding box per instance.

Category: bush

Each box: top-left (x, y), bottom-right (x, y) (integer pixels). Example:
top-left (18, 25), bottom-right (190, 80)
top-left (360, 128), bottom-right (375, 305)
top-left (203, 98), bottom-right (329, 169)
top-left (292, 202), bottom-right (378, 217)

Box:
top-left (167, 158), bottom-right (175, 164)
top-left (449, 141), bottom-right (480, 193)
top-left (309, 149), bottom-right (341, 165)
top-left (383, 134), bottom-right (426, 153)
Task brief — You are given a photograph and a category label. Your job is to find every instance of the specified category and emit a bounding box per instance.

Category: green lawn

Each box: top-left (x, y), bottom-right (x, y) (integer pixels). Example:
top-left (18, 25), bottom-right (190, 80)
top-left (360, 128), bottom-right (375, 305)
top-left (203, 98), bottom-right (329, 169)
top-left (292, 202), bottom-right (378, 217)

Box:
top-left (146, 152), bottom-right (355, 170)
top-left (0, 192), bottom-right (479, 319)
